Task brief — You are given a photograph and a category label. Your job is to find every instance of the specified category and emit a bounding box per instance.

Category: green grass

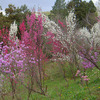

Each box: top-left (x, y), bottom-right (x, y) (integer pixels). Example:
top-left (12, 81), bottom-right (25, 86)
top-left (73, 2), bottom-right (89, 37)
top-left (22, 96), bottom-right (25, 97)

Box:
top-left (42, 11), bottom-right (50, 16)
top-left (30, 75), bottom-right (99, 100)
top-left (0, 62), bottom-right (100, 100)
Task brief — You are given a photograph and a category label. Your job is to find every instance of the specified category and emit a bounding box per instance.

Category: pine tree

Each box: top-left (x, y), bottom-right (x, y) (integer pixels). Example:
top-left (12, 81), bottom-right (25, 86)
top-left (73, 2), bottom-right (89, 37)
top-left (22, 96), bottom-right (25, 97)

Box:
top-left (88, 0), bottom-right (96, 13)
top-left (66, 0), bottom-right (97, 29)
top-left (49, 0), bottom-right (68, 23)
top-left (52, 0), bottom-right (66, 10)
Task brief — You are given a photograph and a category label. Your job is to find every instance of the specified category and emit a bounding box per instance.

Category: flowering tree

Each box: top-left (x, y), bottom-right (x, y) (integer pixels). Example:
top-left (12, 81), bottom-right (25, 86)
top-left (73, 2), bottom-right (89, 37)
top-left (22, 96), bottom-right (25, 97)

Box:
top-left (0, 12), bottom-right (48, 99)
top-left (0, 22), bottom-right (26, 99)
top-left (0, 35), bottom-right (26, 99)
top-left (19, 12), bottom-right (48, 98)
top-left (42, 10), bottom-right (79, 80)
top-left (44, 9), bottom-right (100, 72)
top-left (76, 20), bottom-right (100, 70)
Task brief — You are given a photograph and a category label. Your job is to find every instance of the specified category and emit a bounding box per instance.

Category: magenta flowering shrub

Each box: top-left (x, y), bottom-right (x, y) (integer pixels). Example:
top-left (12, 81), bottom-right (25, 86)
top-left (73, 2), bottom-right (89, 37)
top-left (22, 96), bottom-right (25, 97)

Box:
top-left (19, 12), bottom-right (47, 73)
top-left (0, 27), bottom-right (9, 45)
top-left (19, 13), bottom-right (46, 61)
top-left (19, 12), bottom-right (48, 96)
top-left (79, 50), bottom-right (99, 69)
top-left (0, 38), bottom-right (27, 99)
top-left (0, 41), bottom-right (26, 81)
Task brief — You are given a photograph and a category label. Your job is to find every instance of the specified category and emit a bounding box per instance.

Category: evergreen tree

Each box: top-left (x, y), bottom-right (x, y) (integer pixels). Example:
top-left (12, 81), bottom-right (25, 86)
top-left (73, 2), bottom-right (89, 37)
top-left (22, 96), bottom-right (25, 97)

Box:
top-left (0, 6), bottom-right (2, 10)
top-left (88, 0), bottom-right (96, 13)
top-left (52, 0), bottom-right (66, 10)
top-left (49, 0), bottom-right (68, 23)
top-left (0, 4), bottom-right (31, 30)
top-left (66, 0), bottom-right (97, 29)
top-left (5, 4), bottom-right (16, 15)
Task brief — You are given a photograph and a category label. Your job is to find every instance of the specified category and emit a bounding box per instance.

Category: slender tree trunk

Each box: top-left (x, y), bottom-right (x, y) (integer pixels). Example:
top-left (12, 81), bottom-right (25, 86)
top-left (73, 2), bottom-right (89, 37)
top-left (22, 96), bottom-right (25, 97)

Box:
top-left (37, 38), bottom-right (45, 95)
top-left (11, 79), bottom-right (15, 100)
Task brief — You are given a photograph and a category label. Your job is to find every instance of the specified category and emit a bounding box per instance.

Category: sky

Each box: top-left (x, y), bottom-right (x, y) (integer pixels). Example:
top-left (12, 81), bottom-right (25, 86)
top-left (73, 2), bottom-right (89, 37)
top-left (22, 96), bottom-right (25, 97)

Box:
top-left (0, 0), bottom-right (99, 12)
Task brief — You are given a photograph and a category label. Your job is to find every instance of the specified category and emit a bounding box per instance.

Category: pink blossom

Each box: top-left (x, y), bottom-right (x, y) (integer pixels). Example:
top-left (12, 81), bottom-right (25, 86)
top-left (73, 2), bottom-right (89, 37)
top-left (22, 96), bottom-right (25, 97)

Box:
top-left (83, 78), bottom-right (90, 81)
top-left (75, 70), bottom-right (80, 76)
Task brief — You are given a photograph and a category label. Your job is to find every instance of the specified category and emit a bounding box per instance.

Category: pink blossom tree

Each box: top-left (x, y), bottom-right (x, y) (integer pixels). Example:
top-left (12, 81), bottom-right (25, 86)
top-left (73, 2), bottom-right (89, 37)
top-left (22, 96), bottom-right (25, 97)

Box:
top-left (19, 12), bottom-right (47, 98)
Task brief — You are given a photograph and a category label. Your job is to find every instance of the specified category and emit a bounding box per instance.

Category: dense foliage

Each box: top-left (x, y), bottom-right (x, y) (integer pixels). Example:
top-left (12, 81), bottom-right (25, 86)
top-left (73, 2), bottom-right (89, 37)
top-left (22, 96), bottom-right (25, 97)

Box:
top-left (67, 0), bottom-right (97, 29)
top-left (0, 4), bottom-right (31, 29)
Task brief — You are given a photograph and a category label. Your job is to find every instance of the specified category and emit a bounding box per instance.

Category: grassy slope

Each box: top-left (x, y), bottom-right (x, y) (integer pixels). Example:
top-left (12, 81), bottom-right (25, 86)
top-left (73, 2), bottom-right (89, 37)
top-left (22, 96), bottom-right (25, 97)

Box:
top-left (29, 68), bottom-right (100, 100)
top-left (1, 62), bottom-right (100, 100)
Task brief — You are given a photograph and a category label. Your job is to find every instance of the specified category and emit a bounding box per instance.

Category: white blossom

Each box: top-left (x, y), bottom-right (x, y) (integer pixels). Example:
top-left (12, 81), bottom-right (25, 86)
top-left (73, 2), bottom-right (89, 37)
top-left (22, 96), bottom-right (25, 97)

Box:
top-left (79, 27), bottom-right (91, 39)
top-left (91, 22), bottom-right (100, 47)
top-left (9, 21), bottom-right (18, 40)
top-left (66, 10), bottom-right (76, 34)
top-left (9, 21), bottom-right (19, 46)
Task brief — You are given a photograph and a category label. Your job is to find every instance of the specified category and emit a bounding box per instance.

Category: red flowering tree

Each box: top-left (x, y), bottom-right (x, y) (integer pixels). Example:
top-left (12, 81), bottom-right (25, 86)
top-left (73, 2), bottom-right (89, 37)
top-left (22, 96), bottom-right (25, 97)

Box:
top-left (19, 12), bottom-right (47, 98)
